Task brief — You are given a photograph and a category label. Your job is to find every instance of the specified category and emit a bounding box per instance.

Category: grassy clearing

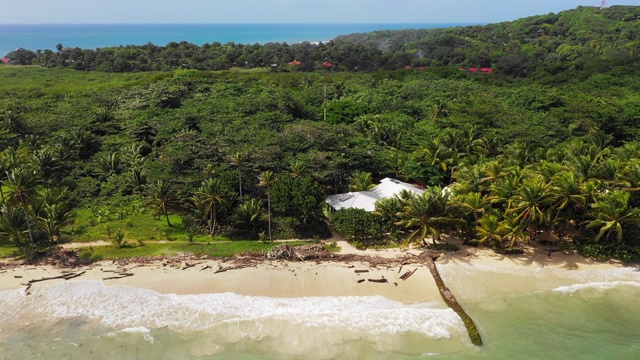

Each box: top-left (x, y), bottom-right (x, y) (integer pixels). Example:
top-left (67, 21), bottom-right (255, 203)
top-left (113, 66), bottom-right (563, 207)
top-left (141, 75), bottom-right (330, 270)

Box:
top-left (67, 207), bottom-right (217, 243)
top-left (0, 66), bottom-right (168, 95)
top-left (77, 240), bottom-right (315, 260)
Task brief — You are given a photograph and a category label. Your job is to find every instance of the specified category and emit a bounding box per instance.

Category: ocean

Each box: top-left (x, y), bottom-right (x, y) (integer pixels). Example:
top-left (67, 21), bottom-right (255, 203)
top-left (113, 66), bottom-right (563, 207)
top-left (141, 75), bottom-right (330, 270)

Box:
top-left (0, 23), bottom-right (472, 58)
top-left (1, 265), bottom-right (639, 359)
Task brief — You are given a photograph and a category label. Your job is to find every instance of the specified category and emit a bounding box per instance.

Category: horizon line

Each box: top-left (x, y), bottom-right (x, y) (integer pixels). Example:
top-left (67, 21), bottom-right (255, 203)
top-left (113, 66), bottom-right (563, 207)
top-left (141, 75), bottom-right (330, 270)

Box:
top-left (0, 22), bottom-right (485, 26)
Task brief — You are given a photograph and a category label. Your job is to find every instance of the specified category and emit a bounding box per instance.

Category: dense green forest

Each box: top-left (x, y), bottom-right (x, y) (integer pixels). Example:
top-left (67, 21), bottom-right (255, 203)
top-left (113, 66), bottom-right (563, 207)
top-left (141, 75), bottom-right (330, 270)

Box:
top-left (5, 6), bottom-right (640, 80)
top-left (1, 6), bottom-right (640, 262)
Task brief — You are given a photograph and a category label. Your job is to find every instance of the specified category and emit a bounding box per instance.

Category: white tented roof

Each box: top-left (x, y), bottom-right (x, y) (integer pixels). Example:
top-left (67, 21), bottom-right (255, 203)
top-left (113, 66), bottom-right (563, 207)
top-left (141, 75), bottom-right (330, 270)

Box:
top-left (325, 178), bottom-right (424, 212)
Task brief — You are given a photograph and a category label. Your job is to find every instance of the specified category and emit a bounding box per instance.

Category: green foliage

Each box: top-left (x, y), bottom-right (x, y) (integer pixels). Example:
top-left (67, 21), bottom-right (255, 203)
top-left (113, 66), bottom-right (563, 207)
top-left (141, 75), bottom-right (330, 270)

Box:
top-left (271, 175), bottom-right (325, 226)
top-left (3, 10), bottom-right (640, 264)
top-left (332, 208), bottom-right (381, 241)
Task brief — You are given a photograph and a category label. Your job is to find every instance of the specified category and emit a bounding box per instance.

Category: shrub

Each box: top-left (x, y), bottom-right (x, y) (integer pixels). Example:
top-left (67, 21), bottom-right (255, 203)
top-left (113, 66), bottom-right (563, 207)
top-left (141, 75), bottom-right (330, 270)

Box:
top-left (331, 208), bottom-right (381, 241)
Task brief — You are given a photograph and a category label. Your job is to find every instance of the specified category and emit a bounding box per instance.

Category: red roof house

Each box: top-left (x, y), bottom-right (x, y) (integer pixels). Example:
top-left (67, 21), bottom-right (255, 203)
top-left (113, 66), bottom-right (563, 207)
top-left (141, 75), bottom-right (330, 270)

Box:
top-left (469, 67), bottom-right (477, 72)
top-left (320, 62), bottom-right (333, 67)
top-left (1, 57), bottom-right (10, 64)
top-left (287, 60), bottom-right (301, 66)
top-left (480, 68), bottom-right (493, 74)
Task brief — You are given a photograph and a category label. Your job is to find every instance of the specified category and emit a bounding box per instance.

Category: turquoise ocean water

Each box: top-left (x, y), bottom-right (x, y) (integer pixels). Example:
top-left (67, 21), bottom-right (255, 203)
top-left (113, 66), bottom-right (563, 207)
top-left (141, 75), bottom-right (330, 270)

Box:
top-left (0, 23), bottom-right (472, 57)
top-left (1, 264), bottom-right (639, 359)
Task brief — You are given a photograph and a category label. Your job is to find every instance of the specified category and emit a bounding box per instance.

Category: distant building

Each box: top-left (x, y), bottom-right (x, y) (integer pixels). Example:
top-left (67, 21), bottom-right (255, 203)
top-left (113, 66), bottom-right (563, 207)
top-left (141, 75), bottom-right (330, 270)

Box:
top-left (325, 178), bottom-right (424, 212)
top-left (1, 57), bottom-right (10, 64)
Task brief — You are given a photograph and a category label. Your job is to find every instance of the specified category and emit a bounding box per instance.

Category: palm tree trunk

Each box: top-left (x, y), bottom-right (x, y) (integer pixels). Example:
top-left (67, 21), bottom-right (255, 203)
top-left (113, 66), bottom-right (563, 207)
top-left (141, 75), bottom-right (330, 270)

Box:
top-left (267, 191), bottom-right (272, 241)
top-left (23, 207), bottom-right (34, 244)
top-left (164, 207), bottom-right (172, 227)
top-left (211, 204), bottom-right (217, 239)
top-left (238, 171), bottom-right (242, 197)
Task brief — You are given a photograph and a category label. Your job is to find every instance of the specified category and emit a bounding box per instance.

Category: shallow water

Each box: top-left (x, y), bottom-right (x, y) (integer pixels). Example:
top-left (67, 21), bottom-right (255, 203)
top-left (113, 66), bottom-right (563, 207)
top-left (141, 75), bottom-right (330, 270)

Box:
top-left (1, 265), bottom-right (639, 359)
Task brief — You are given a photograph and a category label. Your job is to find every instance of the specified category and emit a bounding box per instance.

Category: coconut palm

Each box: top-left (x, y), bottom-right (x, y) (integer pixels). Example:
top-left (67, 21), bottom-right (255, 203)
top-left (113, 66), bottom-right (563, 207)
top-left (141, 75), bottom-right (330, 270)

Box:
top-left (549, 171), bottom-right (586, 226)
top-left (586, 190), bottom-right (640, 242)
top-left (194, 178), bottom-right (228, 239)
top-left (455, 192), bottom-right (494, 223)
top-left (349, 171), bottom-right (375, 192)
top-left (419, 139), bottom-right (452, 173)
top-left (232, 198), bottom-right (263, 235)
top-left (499, 213), bottom-right (527, 249)
top-left (289, 160), bottom-right (306, 178)
top-left (97, 152), bottom-right (122, 176)
top-left (475, 214), bottom-right (504, 249)
top-left (145, 180), bottom-right (180, 227)
top-left (38, 202), bottom-right (71, 243)
top-left (396, 187), bottom-right (458, 245)
top-left (373, 196), bottom-right (403, 232)
top-left (229, 152), bottom-right (248, 197)
top-left (128, 166), bottom-right (147, 194)
top-left (0, 204), bottom-right (27, 248)
top-left (4, 168), bottom-right (38, 244)
top-left (510, 178), bottom-right (553, 232)
top-left (258, 171), bottom-right (275, 241)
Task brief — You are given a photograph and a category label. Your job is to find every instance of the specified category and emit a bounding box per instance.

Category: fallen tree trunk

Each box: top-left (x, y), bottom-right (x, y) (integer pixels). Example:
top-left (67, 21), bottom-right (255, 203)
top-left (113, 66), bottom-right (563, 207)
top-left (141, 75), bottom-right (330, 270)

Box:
top-left (22, 271), bottom-right (87, 296)
top-left (103, 273), bottom-right (134, 280)
top-left (419, 252), bottom-right (483, 346)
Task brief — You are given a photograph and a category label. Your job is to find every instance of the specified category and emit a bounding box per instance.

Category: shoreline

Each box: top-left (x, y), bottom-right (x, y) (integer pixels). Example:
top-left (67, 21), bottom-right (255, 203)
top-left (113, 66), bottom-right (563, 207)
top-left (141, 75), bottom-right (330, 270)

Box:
top-left (0, 241), bottom-right (633, 301)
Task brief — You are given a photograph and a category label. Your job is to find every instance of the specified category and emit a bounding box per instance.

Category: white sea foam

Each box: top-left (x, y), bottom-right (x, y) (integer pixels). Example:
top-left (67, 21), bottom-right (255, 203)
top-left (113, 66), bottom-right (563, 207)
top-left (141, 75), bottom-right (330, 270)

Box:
top-left (553, 281), bottom-right (640, 295)
top-left (0, 281), bottom-right (464, 342)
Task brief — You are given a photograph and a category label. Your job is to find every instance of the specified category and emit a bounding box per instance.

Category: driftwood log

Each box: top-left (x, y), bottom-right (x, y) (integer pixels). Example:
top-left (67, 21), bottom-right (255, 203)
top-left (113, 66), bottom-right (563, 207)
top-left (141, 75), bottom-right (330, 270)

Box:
top-left (419, 251), bottom-right (483, 346)
top-left (367, 278), bottom-right (388, 283)
top-left (22, 271), bottom-right (87, 295)
top-left (265, 244), bottom-right (328, 261)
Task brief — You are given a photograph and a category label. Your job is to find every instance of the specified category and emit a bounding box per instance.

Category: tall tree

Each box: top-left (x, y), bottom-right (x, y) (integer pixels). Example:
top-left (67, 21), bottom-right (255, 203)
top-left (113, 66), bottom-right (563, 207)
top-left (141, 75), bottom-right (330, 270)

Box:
top-left (146, 180), bottom-right (180, 227)
top-left (258, 171), bottom-right (276, 241)
top-left (194, 178), bottom-right (228, 239)
top-left (229, 152), bottom-right (248, 197)
top-left (4, 168), bottom-right (38, 244)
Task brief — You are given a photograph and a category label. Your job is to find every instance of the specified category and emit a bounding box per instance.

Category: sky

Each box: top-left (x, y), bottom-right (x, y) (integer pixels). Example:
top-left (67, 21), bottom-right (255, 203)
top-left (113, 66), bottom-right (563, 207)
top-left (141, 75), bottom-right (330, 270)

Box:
top-left (0, 0), bottom-right (638, 24)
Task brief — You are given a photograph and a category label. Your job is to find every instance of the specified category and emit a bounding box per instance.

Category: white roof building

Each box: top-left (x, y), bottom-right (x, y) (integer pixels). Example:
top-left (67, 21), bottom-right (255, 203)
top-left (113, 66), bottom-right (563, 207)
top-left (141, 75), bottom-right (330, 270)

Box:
top-left (325, 178), bottom-right (424, 212)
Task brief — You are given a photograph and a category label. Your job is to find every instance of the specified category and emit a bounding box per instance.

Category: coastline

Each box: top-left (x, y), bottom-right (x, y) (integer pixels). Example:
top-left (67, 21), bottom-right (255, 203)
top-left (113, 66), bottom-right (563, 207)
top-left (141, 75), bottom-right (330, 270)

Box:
top-left (2, 243), bottom-right (639, 359)
top-left (0, 241), bottom-right (631, 300)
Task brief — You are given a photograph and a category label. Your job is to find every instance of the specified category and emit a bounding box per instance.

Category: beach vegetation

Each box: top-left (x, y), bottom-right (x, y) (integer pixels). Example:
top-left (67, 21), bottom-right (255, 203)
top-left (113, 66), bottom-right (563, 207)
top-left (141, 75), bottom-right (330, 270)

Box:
top-left (331, 208), bottom-right (381, 242)
top-left (1, 8), bottom-right (640, 261)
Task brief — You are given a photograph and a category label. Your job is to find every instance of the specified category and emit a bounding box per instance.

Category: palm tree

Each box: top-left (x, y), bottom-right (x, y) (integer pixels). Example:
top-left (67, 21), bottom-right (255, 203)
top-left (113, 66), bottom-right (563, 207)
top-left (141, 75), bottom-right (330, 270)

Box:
top-left (349, 171), bottom-right (375, 192)
top-left (258, 171), bottom-right (275, 241)
top-left (194, 178), bottom-right (228, 239)
top-left (475, 214), bottom-right (504, 249)
top-left (4, 168), bottom-right (38, 244)
top-left (499, 213), bottom-right (527, 249)
top-left (38, 203), bottom-right (71, 243)
top-left (289, 160), bottom-right (306, 178)
top-left (510, 178), bottom-right (553, 233)
top-left (229, 152), bottom-right (247, 197)
top-left (146, 180), bottom-right (180, 227)
top-left (455, 192), bottom-right (494, 223)
top-left (129, 166), bottom-right (147, 194)
top-left (586, 190), bottom-right (640, 242)
top-left (549, 171), bottom-right (586, 226)
top-left (36, 188), bottom-right (71, 242)
top-left (0, 204), bottom-right (27, 248)
top-left (97, 152), bottom-right (122, 176)
top-left (397, 187), bottom-right (458, 245)
top-left (233, 198), bottom-right (264, 235)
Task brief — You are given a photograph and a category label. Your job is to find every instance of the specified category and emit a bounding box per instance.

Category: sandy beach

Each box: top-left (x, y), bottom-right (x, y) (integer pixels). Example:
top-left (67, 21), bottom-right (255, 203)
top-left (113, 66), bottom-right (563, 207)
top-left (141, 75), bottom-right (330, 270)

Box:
top-left (0, 240), bottom-right (630, 301)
